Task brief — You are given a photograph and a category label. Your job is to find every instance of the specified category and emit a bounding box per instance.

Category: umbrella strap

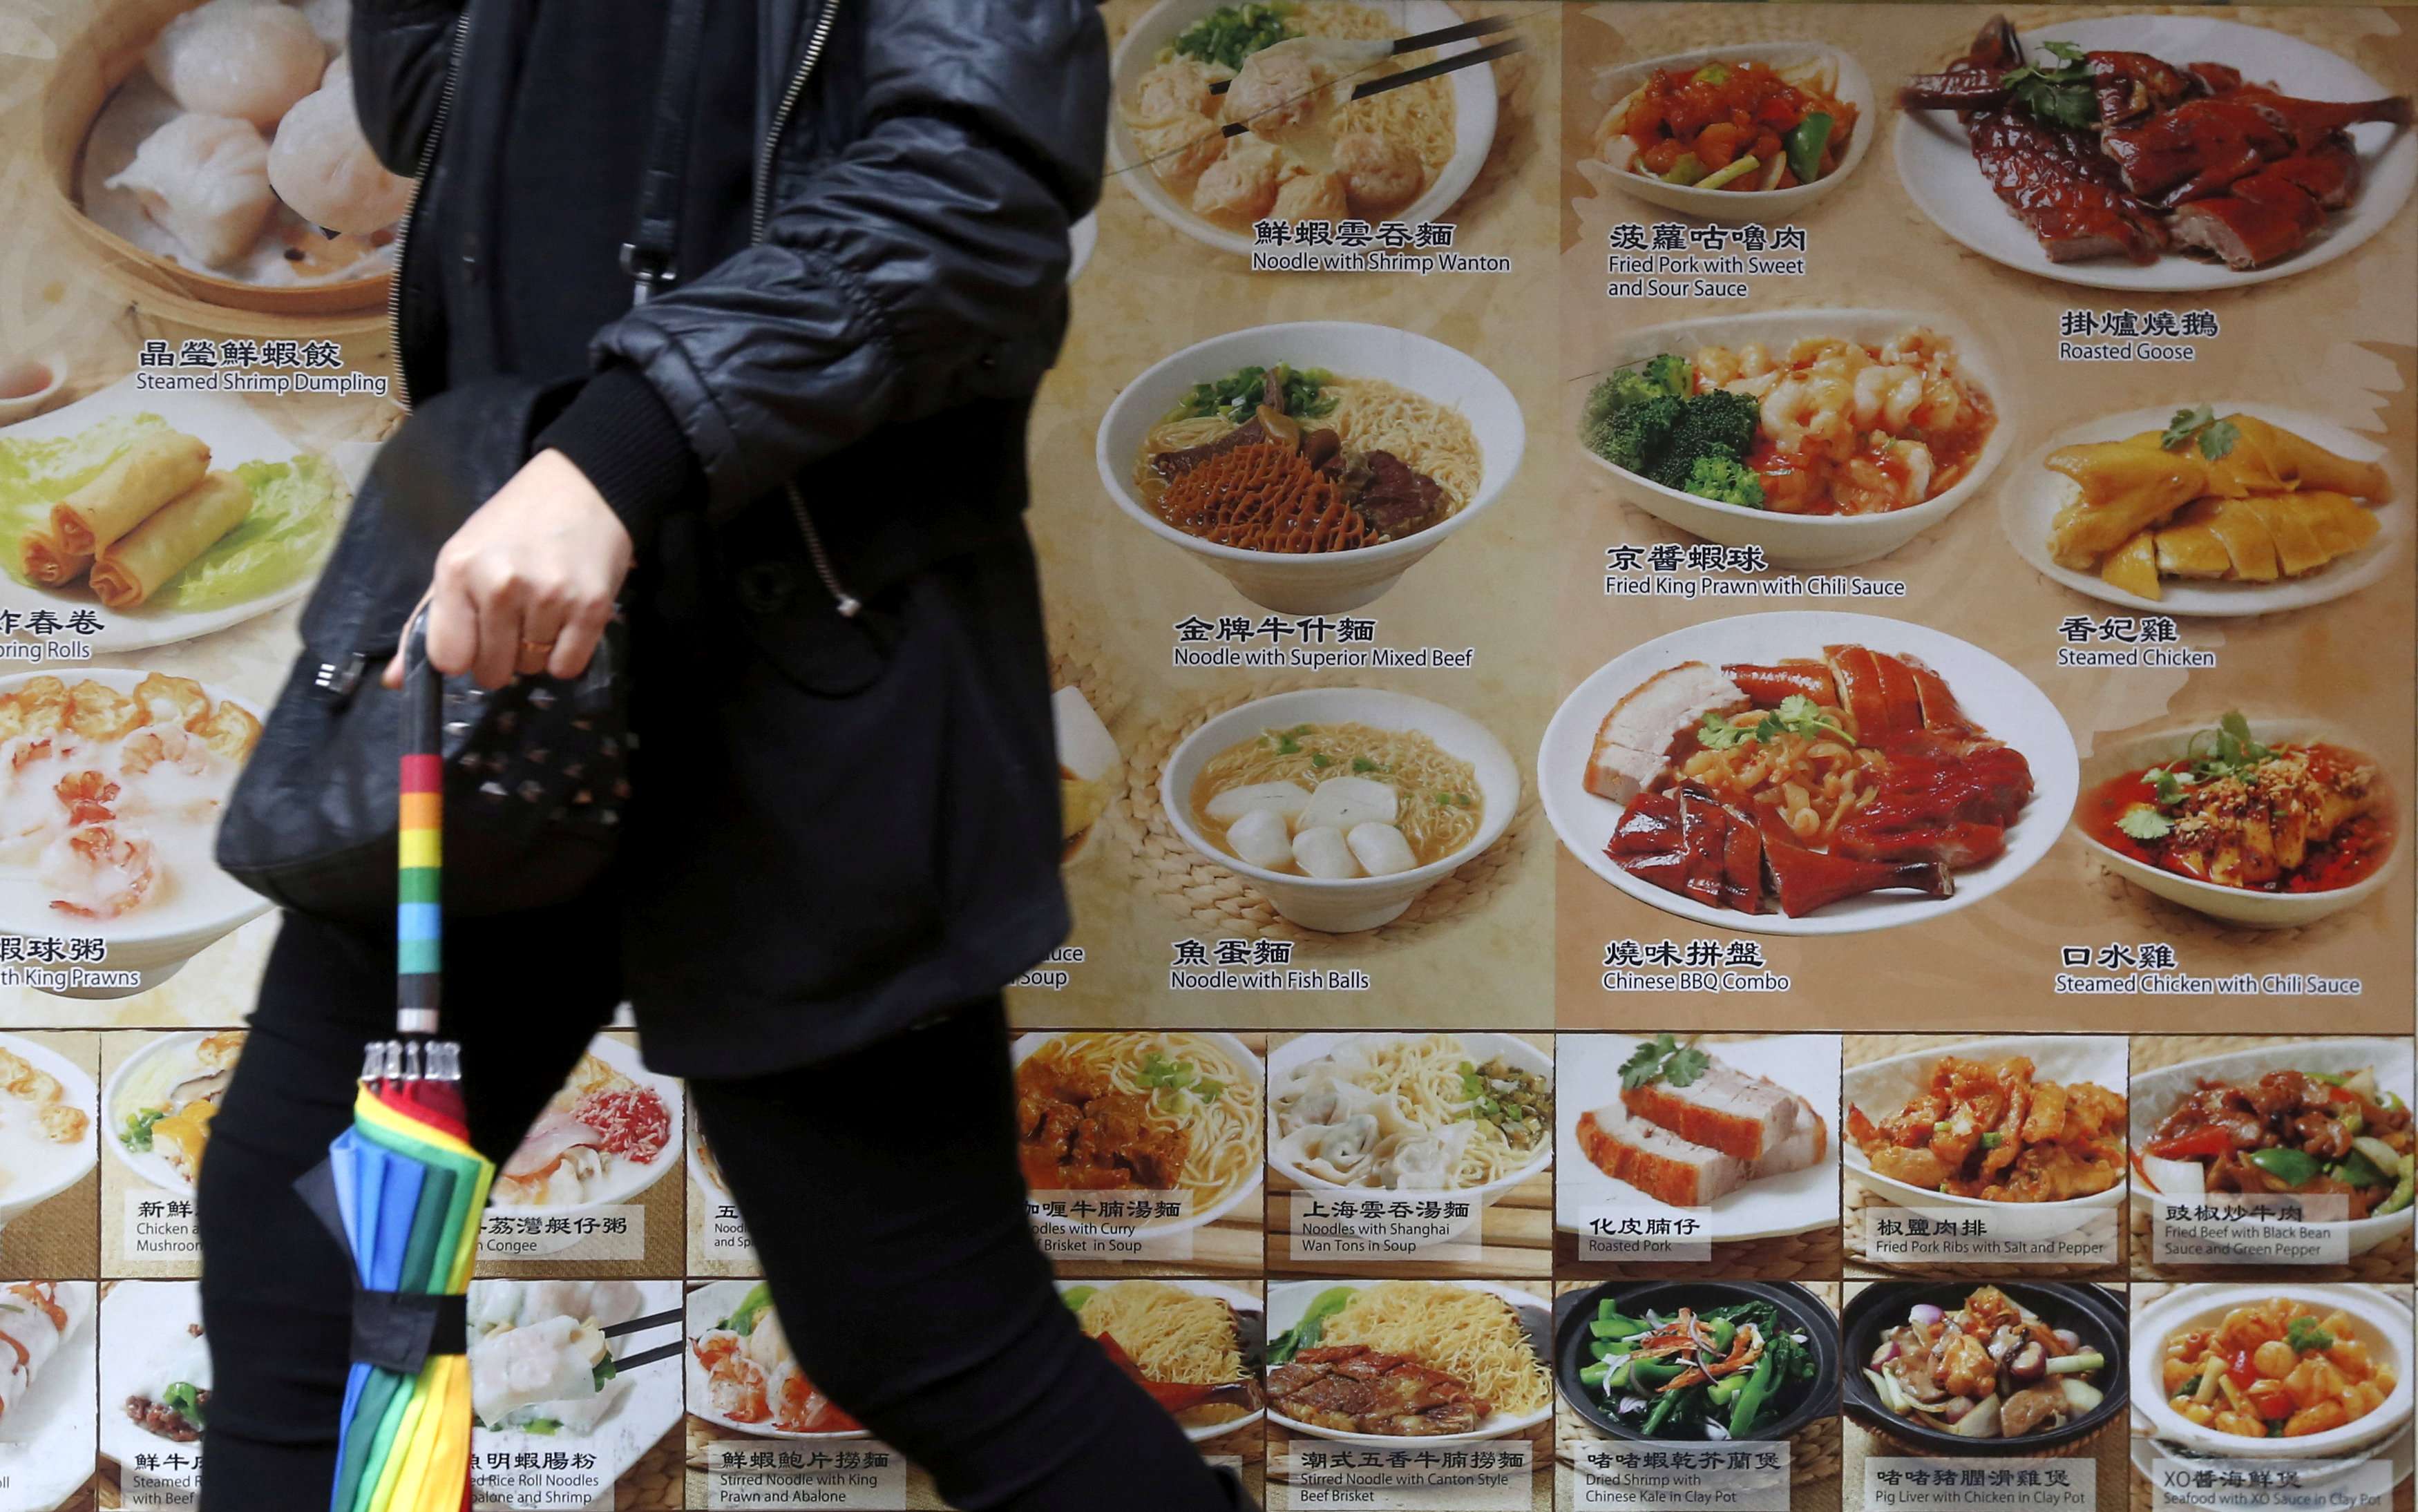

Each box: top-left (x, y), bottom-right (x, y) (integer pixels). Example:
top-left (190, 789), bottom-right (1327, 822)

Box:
top-left (399, 613), bottom-right (442, 1037)
top-left (351, 1287), bottom-right (468, 1375)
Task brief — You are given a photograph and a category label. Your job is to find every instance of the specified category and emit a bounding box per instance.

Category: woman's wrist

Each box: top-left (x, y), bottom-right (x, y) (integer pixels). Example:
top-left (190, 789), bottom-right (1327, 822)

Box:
top-left (535, 365), bottom-right (701, 544)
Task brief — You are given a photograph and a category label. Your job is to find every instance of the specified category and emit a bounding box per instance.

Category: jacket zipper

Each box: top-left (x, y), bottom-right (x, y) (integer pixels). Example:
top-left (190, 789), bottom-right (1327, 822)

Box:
top-left (385, 10), bottom-right (474, 414)
top-left (753, 0), bottom-right (861, 618)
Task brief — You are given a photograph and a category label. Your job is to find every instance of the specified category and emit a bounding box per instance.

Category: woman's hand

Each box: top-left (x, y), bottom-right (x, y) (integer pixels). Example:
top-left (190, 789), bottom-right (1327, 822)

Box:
top-left (383, 449), bottom-right (632, 690)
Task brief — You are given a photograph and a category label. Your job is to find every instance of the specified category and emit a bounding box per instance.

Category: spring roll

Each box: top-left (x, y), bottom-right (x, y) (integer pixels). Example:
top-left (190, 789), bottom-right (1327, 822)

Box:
top-left (19, 522), bottom-right (91, 587)
top-left (88, 470), bottom-right (253, 609)
top-left (48, 431), bottom-right (210, 557)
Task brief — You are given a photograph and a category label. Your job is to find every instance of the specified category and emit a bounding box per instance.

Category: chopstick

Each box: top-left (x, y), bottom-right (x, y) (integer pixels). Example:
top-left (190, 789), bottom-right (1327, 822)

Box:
top-left (1217, 37), bottom-right (1524, 137)
top-left (611, 1339), bottom-right (685, 1372)
top-left (602, 1307), bottom-right (683, 1339)
top-left (1206, 15), bottom-right (1519, 93)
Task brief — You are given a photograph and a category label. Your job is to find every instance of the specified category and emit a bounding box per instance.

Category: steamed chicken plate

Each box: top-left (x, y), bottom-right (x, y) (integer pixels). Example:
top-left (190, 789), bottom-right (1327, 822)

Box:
top-left (1192, 721), bottom-right (1482, 882)
top-left (1849, 1056), bottom-right (2126, 1203)
top-left (1867, 1287), bottom-right (2108, 1439)
top-left (1581, 330), bottom-right (1991, 515)
top-left (2046, 410), bottom-right (2392, 601)
top-left (1584, 647), bottom-right (2035, 917)
top-left (1136, 363), bottom-right (1479, 553)
top-left (1577, 1036), bottom-right (1829, 1208)
top-left (95, 0), bottom-right (410, 281)
top-left (0, 677), bottom-right (260, 924)
top-left (1596, 56), bottom-right (1858, 193)
top-left (1903, 17), bottom-right (2412, 271)
top-left (493, 1051), bottom-right (672, 1208)
top-left (2139, 1066), bottom-right (2414, 1221)
top-left (2084, 715), bottom-right (2392, 894)
top-left (2160, 1298), bottom-right (2397, 1439)
top-left (1125, 3), bottom-right (1456, 232)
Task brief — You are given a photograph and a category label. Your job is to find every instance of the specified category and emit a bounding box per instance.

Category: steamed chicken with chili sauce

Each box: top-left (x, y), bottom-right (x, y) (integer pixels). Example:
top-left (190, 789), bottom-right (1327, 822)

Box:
top-left (2140, 1066), bottom-right (2415, 1221)
top-left (2162, 1299), bottom-right (2395, 1439)
top-left (1848, 1056), bottom-right (2126, 1203)
top-left (2084, 715), bottom-right (2392, 893)
top-left (1867, 1287), bottom-right (2107, 1439)
top-left (1583, 647), bottom-right (2034, 917)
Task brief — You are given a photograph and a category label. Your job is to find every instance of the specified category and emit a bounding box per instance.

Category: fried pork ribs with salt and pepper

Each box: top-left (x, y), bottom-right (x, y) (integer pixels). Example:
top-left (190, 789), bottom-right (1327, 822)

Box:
top-left (1902, 17), bottom-right (2411, 269)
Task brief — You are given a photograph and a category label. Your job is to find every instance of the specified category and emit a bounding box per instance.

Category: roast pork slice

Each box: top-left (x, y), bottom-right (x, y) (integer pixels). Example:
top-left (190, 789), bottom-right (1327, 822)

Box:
top-left (1577, 1103), bottom-right (1751, 1207)
top-left (1620, 1060), bottom-right (1807, 1161)
top-left (1585, 663), bottom-right (1747, 802)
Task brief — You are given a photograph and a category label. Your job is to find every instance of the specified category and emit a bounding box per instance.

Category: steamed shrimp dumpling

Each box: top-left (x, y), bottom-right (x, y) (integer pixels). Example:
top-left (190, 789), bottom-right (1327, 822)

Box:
top-left (269, 59), bottom-right (412, 231)
top-left (107, 114), bottom-right (276, 267)
top-left (146, 0), bottom-right (326, 127)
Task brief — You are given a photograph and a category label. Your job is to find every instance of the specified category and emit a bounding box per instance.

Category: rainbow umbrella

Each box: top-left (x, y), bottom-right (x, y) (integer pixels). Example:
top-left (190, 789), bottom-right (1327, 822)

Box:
top-left (298, 627), bottom-right (493, 1512)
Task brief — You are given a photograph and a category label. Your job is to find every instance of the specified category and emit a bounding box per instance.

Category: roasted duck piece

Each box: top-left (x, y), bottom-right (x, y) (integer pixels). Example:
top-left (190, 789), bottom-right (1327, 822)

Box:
top-left (1760, 821), bottom-right (1952, 916)
top-left (1266, 1345), bottom-right (1489, 1437)
top-left (1965, 106), bottom-right (2169, 264)
top-left (1722, 646), bottom-right (1975, 741)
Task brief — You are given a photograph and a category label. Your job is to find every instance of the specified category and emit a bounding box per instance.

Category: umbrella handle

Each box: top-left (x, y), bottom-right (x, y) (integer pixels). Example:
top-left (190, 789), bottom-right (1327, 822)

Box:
top-left (398, 611), bottom-right (443, 1036)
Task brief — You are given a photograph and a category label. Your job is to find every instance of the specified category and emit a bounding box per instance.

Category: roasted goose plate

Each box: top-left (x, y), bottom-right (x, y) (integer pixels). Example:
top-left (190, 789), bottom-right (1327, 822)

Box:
top-left (1540, 612), bottom-right (2079, 937)
top-left (1894, 15), bottom-right (2416, 291)
top-left (2005, 404), bottom-right (2403, 616)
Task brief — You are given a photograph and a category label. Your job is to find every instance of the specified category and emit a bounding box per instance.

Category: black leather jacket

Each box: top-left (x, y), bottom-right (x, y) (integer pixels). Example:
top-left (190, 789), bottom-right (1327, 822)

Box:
top-left (354, 0), bottom-right (1108, 597)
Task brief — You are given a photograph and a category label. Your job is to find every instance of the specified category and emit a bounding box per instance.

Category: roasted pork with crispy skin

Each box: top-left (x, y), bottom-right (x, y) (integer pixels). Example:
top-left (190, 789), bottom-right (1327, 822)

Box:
top-left (1266, 1346), bottom-right (1489, 1437)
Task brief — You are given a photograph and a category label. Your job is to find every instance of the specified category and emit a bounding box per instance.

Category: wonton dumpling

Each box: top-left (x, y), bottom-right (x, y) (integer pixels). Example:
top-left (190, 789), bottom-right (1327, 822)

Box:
top-left (1279, 1111), bottom-right (1381, 1184)
top-left (146, 0), bottom-right (325, 127)
top-left (1193, 135), bottom-right (1286, 224)
top-left (106, 114), bottom-right (276, 267)
top-left (1271, 169), bottom-right (1349, 222)
top-left (268, 61), bottom-right (412, 232)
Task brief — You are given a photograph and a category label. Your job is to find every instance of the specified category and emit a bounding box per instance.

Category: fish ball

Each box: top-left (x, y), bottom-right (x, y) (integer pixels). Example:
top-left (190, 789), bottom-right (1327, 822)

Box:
top-left (1225, 809), bottom-right (1295, 871)
top-left (1346, 823), bottom-right (1418, 877)
top-left (1298, 774), bottom-right (1398, 832)
top-left (1292, 825), bottom-right (1360, 879)
top-left (1204, 780), bottom-right (1310, 825)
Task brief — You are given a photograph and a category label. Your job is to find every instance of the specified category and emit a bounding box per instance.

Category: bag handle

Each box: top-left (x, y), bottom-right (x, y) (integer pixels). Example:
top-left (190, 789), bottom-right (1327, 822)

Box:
top-left (397, 613), bottom-right (444, 1035)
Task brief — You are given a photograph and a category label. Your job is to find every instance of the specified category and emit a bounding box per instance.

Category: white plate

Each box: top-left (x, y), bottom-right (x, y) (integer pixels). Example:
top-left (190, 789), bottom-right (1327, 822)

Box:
top-left (1010, 1031), bottom-right (1264, 1238)
top-left (102, 1031), bottom-right (238, 1197)
top-left (1056, 1278), bottom-right (1266, 1444)
top-left (0, 1035), bottom-right (99, 1224)
top-left (2128, 1039), bottom-right (2415, 1257)
top-left (0, 376), bottom-right (345, 653)
top-left (1268, 1031), bottom-right (1552, 1201)
top-left (1096, 320), bottom-right (1526, 615)
top-left (491, 1035), bottom-right (683, 1216)
top-left (1574, 309), bottom-right (2013, 570)
top-left (2074, 716), bottom-right (2401, 929)
top-left (1577, 43), bottom-right (1876, 223)
top-left (684, 1279), bottom-right (870, 1442)
top-left (1539, 612), bottom-right (2081, 935)
top-left (1843, 1035), bottom-right (2131, 1212)
top-left (1554, 1034), bottom-right (1840, 1243)
top-left (0, 1281), bottom-right (97, 1511)
top-left (1894, 15), bottom-right (2418, 291)
top-left (1107, 0), bottom-right (1500, 259)
top-left (1264, 1279), bottom-right (1552, 1444)
top-left (97, 1280), bottom-right (207, 1474)
top-left (470, 1279), bottom-right (685, 1495)
top-left (2004, 404), bottom-right (2404, 616)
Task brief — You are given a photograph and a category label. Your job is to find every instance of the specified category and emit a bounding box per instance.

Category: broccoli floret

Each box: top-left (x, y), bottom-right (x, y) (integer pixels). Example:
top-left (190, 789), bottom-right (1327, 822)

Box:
top-left (1580, 374), bottom-right (1627, 436)
top-left (1681, 454), bottom-right (1765, 508)
top-left (1642, 352), bottom-right (1691, 396)
top-left (1588, 391), bottom-right (1682, 473)
top-left (1650, 390), bottom-right (1762, 491)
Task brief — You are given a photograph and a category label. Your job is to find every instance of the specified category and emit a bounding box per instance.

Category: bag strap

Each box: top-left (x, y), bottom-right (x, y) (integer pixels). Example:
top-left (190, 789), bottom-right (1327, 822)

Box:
top-left (619, 0), bottom-right (712, 303)
top-left (398, 614), bottom-right (444, 1035)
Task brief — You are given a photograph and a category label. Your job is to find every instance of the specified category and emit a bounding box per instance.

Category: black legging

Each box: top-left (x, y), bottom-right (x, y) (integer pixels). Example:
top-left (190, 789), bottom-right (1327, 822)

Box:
top-left (197, 906), bottom-right (1250, 1511)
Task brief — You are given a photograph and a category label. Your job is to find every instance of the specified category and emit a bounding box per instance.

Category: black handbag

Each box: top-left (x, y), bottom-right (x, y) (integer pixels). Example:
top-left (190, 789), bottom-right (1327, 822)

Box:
top-left (215, 0), bottom-right (714, 926)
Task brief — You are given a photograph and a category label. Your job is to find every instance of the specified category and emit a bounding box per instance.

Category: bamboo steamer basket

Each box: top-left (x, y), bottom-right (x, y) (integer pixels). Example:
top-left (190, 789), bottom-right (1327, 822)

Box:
top-left (40, 0), bottom-right (395, 327)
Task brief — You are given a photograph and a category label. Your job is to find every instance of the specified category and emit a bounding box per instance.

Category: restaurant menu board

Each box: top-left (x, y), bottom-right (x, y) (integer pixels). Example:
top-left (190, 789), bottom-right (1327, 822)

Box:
top-left (0, 0), bottom-right (2414, 1509)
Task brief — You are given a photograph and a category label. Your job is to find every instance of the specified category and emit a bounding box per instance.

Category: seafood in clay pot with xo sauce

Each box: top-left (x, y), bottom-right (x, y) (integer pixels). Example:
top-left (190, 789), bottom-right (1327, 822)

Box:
top-left (1901, 17), bottom-right (2412, 271)
top-left (2159, 1297), bottom-right (2398, 1440)
top-left (1583, 647), bottom-right (2035, 917)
